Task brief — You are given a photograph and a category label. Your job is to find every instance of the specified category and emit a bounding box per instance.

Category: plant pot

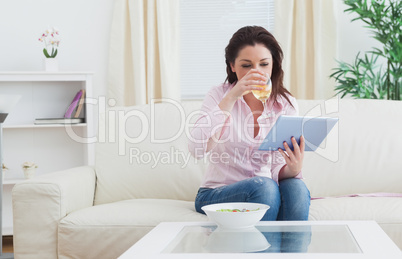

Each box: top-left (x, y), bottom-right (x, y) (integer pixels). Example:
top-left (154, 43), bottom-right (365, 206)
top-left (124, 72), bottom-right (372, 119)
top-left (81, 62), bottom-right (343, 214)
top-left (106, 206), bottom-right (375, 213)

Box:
top-left (44, 58), bottom-right (58, 72)
top-left (23, 168), bottom-right (36, 179)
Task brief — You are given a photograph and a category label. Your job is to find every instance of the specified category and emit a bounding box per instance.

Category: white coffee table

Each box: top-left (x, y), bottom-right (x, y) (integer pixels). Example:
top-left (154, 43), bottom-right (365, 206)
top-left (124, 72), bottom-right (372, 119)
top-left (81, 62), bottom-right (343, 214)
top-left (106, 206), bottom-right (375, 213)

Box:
top-left (118, 221), bottom-right (401, 258)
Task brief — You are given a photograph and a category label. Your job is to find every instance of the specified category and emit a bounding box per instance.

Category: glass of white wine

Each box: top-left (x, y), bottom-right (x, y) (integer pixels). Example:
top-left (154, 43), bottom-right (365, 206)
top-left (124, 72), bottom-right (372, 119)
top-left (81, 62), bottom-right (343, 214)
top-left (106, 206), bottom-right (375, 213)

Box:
top-left (251, 74), bottom-right (272, 118)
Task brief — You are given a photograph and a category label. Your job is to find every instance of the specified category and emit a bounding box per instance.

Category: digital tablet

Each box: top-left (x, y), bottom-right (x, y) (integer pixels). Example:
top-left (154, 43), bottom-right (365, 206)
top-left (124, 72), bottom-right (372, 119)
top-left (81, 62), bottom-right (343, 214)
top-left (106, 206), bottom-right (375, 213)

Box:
top-left (258, 115), bottom-right (339, 152)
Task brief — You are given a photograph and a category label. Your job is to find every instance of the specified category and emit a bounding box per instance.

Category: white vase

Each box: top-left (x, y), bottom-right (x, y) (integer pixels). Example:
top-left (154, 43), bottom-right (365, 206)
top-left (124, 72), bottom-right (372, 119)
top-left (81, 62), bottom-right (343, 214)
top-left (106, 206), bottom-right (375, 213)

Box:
top-left (44, 58), bottom-right (58, 72)
top-left (23, 168), bottom-right (36, 179)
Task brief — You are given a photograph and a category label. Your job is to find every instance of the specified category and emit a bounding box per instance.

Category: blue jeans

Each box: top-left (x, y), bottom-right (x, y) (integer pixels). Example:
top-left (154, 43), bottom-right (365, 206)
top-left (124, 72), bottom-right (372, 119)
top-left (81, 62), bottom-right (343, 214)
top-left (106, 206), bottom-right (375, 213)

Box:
top-left (195, 176), bottom-right (310, 221)
top-left (258, 226), bottom-right (312, 253)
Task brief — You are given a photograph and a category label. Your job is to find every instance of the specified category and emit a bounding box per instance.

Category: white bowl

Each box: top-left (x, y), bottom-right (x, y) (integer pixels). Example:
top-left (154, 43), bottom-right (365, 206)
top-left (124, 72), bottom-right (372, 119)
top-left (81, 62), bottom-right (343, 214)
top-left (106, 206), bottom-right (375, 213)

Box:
top-left (205, 226), bottom-right (270, 253)
top-left (201, 202), bottom-right (270, 229)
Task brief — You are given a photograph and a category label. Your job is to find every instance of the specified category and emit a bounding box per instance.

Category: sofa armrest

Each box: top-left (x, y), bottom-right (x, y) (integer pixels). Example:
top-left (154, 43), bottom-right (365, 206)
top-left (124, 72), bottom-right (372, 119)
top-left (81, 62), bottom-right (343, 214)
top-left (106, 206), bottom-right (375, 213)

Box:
top-left (12, 166), bottom-right (96, 259)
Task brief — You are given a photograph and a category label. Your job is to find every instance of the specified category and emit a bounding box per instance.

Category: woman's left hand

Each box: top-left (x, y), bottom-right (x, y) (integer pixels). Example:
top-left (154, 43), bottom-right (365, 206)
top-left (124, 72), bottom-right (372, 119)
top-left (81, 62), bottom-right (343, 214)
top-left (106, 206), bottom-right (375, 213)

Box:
top-left (278, 135), bottom-right (305, 177)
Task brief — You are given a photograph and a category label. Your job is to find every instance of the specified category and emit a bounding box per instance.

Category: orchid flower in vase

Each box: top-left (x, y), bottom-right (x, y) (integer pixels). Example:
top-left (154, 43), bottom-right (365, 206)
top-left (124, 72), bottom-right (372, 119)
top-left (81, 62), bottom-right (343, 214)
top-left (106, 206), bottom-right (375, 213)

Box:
top-left (39, 27), bottom-right (60, 58)
top-left (39, 27), bottom-right (60, 71)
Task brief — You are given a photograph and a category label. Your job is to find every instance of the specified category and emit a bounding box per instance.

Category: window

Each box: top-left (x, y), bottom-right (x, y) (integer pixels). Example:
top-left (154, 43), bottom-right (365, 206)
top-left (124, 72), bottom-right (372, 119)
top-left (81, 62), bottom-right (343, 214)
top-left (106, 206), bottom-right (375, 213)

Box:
top-left (180, 0), bottom-right (275, 99)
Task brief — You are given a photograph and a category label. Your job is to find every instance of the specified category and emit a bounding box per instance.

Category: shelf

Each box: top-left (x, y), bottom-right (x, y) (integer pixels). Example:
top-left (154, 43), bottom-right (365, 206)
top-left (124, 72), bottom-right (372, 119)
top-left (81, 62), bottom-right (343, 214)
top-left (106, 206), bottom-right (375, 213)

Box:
top-left (3, 178), bottom-right (25, 185)
top-left (0, 71), bottom-right (94, 82)
top-left (0, 71), bottom-right (93, 75)
top-left (3, 123), bottom-right (87, 129)
top-left (0, 71), bottom-right (95, 238)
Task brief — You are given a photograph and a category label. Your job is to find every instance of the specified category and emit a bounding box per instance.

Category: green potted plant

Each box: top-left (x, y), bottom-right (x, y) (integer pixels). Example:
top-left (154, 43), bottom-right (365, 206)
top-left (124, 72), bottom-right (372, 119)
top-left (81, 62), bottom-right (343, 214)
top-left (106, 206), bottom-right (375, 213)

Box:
top-left (330, 0), bottom-right (401, 100)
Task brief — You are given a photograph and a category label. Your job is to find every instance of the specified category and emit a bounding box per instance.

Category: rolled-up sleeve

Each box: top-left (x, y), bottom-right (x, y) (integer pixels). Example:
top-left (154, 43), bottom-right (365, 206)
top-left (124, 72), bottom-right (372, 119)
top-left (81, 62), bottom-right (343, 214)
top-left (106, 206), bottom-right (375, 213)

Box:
top-left (188, 87), bottom-right (231, 159)
top-left (270, 96), bottom-right (303, 184)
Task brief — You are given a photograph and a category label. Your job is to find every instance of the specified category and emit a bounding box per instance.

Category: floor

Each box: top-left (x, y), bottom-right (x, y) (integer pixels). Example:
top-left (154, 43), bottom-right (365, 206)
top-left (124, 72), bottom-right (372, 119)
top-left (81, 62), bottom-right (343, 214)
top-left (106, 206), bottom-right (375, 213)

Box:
top-left (2, 236), bottom-right (13, 253)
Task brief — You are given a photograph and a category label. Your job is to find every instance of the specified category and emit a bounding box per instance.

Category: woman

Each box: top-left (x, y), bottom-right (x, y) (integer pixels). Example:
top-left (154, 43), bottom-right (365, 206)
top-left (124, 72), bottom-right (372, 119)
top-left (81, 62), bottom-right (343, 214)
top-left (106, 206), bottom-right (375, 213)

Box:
top-left (188, 26), bottom-right (310, 221)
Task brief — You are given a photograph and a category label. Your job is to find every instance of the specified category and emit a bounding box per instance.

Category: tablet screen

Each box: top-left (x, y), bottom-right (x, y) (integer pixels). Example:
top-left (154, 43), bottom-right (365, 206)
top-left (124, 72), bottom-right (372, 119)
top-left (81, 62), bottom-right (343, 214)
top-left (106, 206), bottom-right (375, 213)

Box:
top-left (258, 115), bottom-right (338, 152)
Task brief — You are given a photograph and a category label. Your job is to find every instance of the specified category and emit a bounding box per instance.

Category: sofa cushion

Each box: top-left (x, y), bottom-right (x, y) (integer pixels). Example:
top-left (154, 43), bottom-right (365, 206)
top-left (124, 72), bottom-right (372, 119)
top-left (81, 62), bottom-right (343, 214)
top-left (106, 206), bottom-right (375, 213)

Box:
top-left (57, 197), bottom-right (402, 259)
top-left (58, 198), bottom-right (208, 259)
top-left (94, 101), bottom-right (207, 205)
top-left (95, 99), bottom-right (402, 204)
top-left (310, 197), bottom-right (402, 222)
top-left (297, 99), bottom-right (402, 198)
top-left (309, 197), bottom-right (402, 249)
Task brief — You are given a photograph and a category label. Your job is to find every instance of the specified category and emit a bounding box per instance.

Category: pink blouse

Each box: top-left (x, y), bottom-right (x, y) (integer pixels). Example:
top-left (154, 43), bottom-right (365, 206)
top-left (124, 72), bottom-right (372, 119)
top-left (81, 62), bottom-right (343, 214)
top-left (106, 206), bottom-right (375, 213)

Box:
top-left (188, 83), bottom-right (302, 189)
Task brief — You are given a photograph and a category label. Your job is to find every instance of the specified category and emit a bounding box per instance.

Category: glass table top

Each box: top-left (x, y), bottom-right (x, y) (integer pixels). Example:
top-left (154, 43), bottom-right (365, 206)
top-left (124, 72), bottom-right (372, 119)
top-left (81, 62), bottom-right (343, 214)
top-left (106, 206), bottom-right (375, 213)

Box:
top-left (162, 224), bottom-right (362, 254)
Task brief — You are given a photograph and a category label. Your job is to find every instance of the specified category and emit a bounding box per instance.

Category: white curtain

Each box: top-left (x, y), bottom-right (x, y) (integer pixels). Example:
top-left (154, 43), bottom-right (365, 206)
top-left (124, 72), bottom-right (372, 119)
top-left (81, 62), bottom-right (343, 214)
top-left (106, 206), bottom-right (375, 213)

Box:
top-left (108, 0), bottom-right (180, 106)
top-left (275, 0), bottom-right (338, 99)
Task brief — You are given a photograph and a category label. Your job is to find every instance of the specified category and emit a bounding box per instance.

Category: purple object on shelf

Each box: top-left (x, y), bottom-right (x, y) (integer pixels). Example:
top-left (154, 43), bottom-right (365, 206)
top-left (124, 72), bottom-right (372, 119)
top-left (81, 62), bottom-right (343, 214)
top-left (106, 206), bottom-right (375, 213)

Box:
top-left (64, 90), bottom-right (83, 118)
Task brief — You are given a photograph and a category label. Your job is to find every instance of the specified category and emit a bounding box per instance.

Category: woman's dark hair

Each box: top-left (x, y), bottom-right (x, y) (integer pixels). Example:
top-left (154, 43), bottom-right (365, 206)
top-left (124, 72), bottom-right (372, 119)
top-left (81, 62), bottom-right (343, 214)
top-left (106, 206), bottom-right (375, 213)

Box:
top-left (225, 26), bottom-right (294, 107)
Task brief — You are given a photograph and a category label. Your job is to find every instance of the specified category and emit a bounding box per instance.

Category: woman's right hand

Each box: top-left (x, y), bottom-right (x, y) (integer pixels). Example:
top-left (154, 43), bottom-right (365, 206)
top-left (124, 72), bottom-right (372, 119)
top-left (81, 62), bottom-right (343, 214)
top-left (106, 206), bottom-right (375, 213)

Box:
top-left (218, 69), bottom-right (268, 115)
top-left (228, 69), bottom-right (268, 99)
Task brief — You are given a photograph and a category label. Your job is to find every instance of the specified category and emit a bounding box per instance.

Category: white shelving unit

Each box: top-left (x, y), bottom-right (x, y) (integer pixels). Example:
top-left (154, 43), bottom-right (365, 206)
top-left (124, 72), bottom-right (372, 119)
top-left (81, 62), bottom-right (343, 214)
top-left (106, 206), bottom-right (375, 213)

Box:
top-left (0, 71), bottom-right (95, 235)
top-left (3, 179), bottom-right (25, 185)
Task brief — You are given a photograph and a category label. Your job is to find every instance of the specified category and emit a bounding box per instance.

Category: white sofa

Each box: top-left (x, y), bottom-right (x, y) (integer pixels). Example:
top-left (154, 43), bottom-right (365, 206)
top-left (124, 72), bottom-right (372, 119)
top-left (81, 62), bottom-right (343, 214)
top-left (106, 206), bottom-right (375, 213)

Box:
top-left (12, 99), bottom-right (402, 258)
